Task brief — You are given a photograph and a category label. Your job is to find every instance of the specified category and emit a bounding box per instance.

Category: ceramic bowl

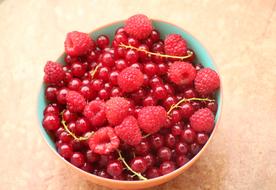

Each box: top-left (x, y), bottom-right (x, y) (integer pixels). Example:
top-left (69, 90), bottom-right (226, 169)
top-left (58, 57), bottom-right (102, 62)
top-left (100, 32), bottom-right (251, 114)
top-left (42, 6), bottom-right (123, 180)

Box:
top-left (38, 19), bottom-right (222, 189)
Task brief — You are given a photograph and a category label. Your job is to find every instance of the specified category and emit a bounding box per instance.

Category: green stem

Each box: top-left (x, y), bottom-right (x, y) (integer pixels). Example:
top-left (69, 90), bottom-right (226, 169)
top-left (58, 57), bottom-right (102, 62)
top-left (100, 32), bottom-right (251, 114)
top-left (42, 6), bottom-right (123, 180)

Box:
top-left (167, 97), bottom-right (215, 115)
top-left (117, 150), bottom-right (148, 181)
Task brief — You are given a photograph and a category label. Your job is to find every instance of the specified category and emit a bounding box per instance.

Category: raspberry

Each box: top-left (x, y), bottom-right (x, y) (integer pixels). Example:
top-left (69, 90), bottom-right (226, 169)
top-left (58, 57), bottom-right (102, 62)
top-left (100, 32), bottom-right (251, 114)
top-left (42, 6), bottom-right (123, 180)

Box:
top-left (168, 61), bottom-right (196, 85)
top-left (138, 106), bottom-right (167, 133)
top-left (115, 116), bottom-right (142, 146)
top-left (66, 91), bottom-right (86, 113)
top-left (117, 67), bottom-right (144, 92)
top-left (83, 100), bottom-right (107, 128)
top-left (64, 31), bottom-right (94, 56)
top-left (88, 127), bottom-right (120, 155)
top-left (124, 14), bottom-right (153, 40)
top-left (105, 97), bottom-right (131, 125)
top-left (164, 34), bottom-right (188, 56)
top-left (190, 108), bottom-right (214, 133)
top-left (44, 61), bottom-right (65, 84)
top-left (194, 68), bottom-right (220, 95)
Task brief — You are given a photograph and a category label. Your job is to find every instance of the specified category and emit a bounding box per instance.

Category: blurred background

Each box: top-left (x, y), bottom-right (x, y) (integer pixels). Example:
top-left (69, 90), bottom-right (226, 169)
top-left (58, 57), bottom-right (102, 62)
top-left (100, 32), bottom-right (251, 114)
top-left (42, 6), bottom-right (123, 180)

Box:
top-left (0, 0), bottom-right (275, 189)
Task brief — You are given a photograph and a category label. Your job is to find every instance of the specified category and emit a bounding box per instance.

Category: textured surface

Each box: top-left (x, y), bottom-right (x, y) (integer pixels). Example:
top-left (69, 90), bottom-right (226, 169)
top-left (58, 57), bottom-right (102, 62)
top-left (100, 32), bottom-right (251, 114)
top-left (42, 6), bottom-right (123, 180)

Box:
top-left (0, 0), bottom-right (276, 190)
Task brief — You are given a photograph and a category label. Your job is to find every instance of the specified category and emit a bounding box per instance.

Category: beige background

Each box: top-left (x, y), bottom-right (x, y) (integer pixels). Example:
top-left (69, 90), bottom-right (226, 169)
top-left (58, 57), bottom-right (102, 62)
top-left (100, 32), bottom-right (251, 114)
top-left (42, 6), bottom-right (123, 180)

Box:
top-left (0, 0), bottom-right (276, 189)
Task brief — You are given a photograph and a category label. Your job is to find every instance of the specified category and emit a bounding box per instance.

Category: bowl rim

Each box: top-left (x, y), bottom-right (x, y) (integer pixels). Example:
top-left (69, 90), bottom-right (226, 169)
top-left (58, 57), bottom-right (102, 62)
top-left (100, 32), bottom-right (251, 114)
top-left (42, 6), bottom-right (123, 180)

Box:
top-left (37, 18), bottom-right (223, 186)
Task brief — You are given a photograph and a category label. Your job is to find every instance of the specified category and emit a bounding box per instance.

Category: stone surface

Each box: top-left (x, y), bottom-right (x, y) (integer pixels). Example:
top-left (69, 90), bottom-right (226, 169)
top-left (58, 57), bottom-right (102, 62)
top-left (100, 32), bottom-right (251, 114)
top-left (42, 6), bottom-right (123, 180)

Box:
top-left (0, 0), bottom-right (276, 189)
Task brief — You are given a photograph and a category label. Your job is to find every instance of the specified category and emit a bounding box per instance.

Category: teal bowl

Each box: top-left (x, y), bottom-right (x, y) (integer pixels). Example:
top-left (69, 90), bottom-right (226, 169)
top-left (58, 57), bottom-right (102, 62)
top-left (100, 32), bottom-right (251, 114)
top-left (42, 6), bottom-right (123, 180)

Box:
top-left (38, 20), bottom-right (222, 189)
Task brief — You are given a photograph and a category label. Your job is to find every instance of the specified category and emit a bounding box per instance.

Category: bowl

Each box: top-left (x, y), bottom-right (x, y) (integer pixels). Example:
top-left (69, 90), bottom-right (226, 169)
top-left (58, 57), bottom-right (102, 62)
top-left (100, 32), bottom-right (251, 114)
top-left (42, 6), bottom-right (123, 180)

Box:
top-left (38, 19), bottom-right (222, 189)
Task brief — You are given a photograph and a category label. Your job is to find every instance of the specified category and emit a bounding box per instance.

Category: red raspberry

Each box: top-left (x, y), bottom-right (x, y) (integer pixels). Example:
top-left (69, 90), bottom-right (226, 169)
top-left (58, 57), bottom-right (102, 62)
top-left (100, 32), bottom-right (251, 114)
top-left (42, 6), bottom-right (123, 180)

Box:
top-left (83, 100), bottom-right (107, 128)
top-left (105, 97), bottom-right (131, 125)
top-left (164, 34), bottom-right (187, 56)
top-left (115, 116), bottom-right (142, 146)
top-left (124, 14), bottom-right (153, 40)
top-left (168, 61), bottom-right (196, 85)
top-left (88, 127), bottom-right (120, 155)
top-left (66, 91), bottom-right (86, 113)
top-left (64, 31), bottom-right (94, 56)
top-left (190, 108), bottom-right (214, 133)
top-left (194, 68), bottom-right (220, 95)
top-left (117, 67), bottom-right (144, 92)
top-left (44, 61), bottom-right (65, 84)
top-left (138, 106), bottom-right (167, 133)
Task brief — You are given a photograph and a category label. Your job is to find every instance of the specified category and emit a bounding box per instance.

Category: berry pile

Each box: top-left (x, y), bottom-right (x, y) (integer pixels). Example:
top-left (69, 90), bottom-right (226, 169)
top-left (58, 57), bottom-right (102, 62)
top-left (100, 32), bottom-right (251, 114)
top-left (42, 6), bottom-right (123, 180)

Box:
top-left (42, 14), bottom-right (220, 181)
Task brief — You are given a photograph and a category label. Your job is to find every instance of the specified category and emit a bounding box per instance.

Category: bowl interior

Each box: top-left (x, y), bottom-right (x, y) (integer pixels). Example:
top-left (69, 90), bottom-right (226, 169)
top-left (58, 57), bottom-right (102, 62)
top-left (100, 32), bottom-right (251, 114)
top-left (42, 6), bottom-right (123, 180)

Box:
top-left (38, 20), bottom-right (221, 160)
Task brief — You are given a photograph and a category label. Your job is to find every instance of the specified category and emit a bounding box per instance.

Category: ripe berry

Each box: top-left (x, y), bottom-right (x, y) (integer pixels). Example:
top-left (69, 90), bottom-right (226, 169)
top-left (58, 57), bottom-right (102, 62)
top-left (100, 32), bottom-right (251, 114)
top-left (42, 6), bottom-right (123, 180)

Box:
top-left (168, 61), bottom-right (196, 85)
top-left (71, 62), bottom-right (86, 77)
top-left (105, 97), bottom-right (131, 125)
top-left (64, 31), bottom-right (94, 56)
top-left (66, 91), bottom-right (86, 113)
top-left (58, 144), bottom-right (73, 159)
top-left (175, 142), bottom-right (188, 155)
top-left (97, 35), bottom-right (109, 49)
top-left (150, 30), bottom-right (160, 42)
top-left (107, 160), bottom-right (123, 177)
top-left (159, 161), bottom-right (175, 175)
top-left (164, 34), bottom-right (187, 56)
top-left (70, 152), bottom-right (85, 168)
top-left (62, 109), bottom-right (77, 124)
top-left (45, 86), bottom-right (58, 102)
top-left (138, 106), bottom-right (167, 133)
top-left (150, 134), bottom-right (164, 149)
top-left (59, 131), bottom-right (73, 143)
top-left (130, 157), bottom-right (148, 173)
top-left (144, 62), bottom-right (157, 76)
top-left (75, 117), bottom-right (90, 134)
top-left (102, 52), bottom-right (115, 67)
top-left (44, 61), bottom-right (65, 85)
top-left (134, 139), bottom-right (150, 156)
top-left (179, 102), bottom-right (195, 119)
top-left (190, 108), bottom-right (214, 133)
top-left (115, 59), bottom-right (128, 71)
top-left (125, 49), bottom-right (138, 64)
top-left (124, 14), bottom-right (153, 40)
top-left (190, 143), bottom-right (201, 155)
top-left (109, 71), bottom-right (119, 85)
top-left (68, 78), bottom-right (82, 91)
top-left (98, 67), bottom-right (110, 82)
top-left (153, 85), bottom-right (168, 100)
top-left (158, 147), bottom-right (172, 161)
top-left (57, 88), bottom-right (68, 104)
top-left (176, 155), bottom-right (189, 167)
top-left (181, 128), bottom-right (196, 144)
top-left (86, 150), bottom-right (99, 163)
top-left (194, 68), bottom-right (220, 95)
top-left (83, 100), bottom-right (106, 127)
top-left (44, 104), bottom-right (59, 116)
top-left (171, 124), bottom-right (183, 136)
top-left (146, 167), bottom-right (160, 179)
top-left (91, 79), bottom-right (104, 91)
top-left (117, 67), bottom-right (144, 92)
top-left (142, 96), bottom-right (156, 106)
top-left (143, 154), bottom-right (155, 167)
top-left (114, 116), bottom-right (142, 146)
top-left (43, 114), bottom-right (59, 131)
top-left (88, 127), bottom-right (119, 155)
top-left (165, 133), bottom-right (176, 148)
top-left (197, 133), bottom-right (209, 145)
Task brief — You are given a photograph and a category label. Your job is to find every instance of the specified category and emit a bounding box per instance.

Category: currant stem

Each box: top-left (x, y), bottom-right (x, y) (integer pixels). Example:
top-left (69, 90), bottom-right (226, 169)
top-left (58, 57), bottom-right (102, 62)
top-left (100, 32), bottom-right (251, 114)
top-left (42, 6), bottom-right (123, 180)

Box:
top-left (142, 133), bottom-right (151, 139)
top-left (60, 111), bottom-right (93, 141)
top-left (117, 150), bottom-right (148, 181)
top-left (167, 97), bottom-right (215, 115)
top-left (119, 43), bottom-right (193, 60)
top-left (90, 65), bottom-right (100, 79)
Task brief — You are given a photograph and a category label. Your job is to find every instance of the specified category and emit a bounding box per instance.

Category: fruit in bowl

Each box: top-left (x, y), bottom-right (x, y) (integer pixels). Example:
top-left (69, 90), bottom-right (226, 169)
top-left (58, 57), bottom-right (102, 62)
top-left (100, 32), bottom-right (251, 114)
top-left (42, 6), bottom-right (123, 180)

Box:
top-left (38, 14), bottom-right (221, 189)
